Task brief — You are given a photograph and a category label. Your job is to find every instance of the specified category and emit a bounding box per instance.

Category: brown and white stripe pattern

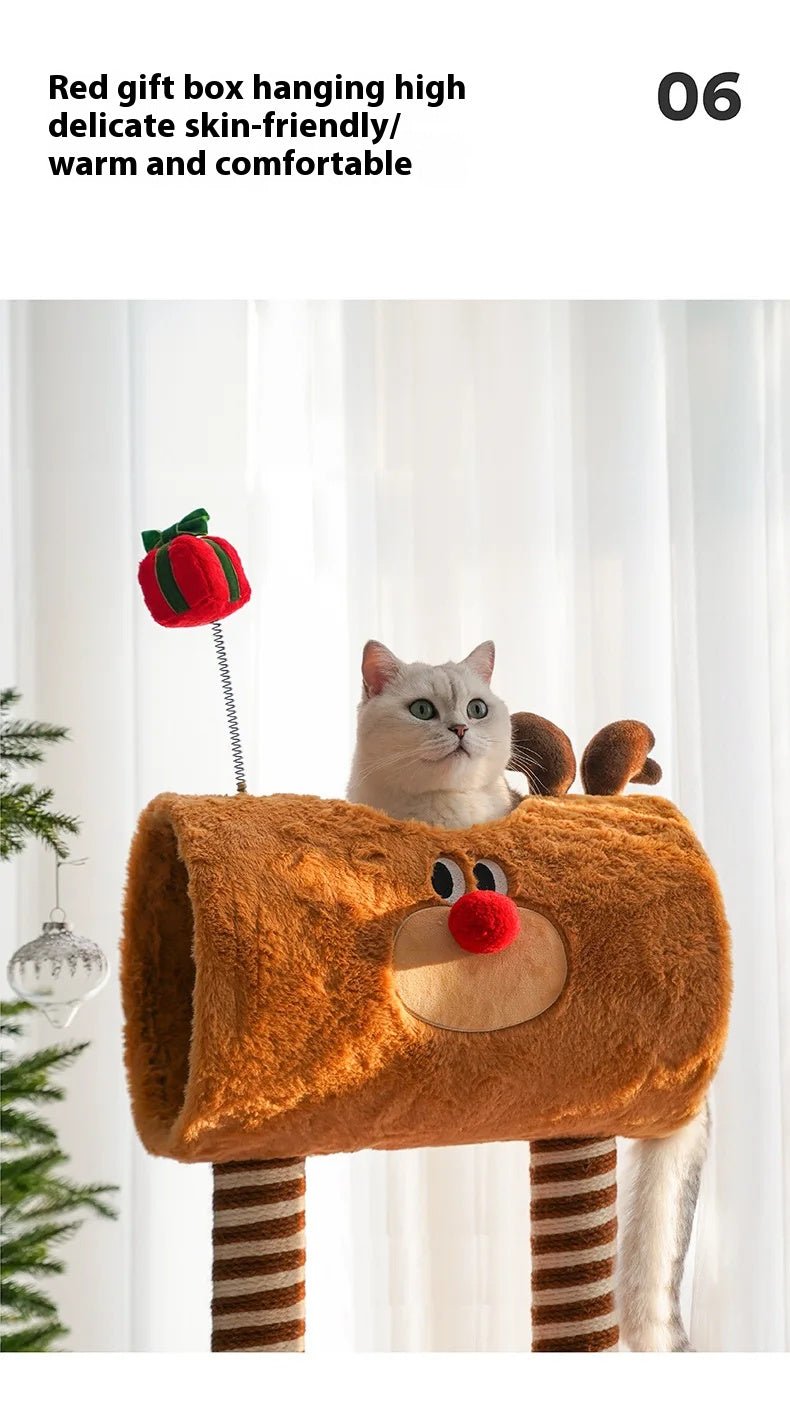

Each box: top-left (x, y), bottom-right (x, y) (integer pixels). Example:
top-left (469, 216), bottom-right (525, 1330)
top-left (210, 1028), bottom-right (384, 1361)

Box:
top-left (530, 1136), bottom-right (618, 1351)
top-left (212, 1158), bottom-right (306, 1352)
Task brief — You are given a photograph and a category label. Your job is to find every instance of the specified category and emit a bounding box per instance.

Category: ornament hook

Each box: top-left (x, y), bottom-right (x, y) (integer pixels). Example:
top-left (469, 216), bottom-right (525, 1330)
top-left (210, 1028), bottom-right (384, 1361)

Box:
top-left (51, 855), bottom-right (88, 921)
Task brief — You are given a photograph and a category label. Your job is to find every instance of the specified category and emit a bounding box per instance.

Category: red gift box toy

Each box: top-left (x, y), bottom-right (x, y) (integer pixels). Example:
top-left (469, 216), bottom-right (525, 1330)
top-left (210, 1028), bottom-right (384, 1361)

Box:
top-left (137, 507), bottom-right (251, 628)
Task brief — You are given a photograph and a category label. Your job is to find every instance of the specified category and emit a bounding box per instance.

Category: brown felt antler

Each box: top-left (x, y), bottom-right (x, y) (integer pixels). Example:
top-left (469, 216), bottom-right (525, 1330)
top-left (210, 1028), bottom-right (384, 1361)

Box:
top-left (509, 713), bottom-right (576, 796)
top-left (581, 721), bottom-right (662, 796)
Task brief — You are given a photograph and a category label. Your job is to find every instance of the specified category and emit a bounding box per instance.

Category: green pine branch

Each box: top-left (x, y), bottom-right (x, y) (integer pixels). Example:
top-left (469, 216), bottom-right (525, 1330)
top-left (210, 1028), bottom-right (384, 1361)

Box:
top-left (0, 1321), bottom-right (70, 1353)
top-left (1, 686), bottom-right (21, 710)
top-left (0, 1004), bottom-right (27, 1039)
top-left (1, 689), bottom-right (70, 754)
top-left (0, 1042), bottom-right (88, 1105)
top-left (1, 720), bottom-right (70, 768)
top-left (0, 1278), bottom-right (59, 1323)
top-left (1, 1148), bottom-right (67, 1190)
top-left (2, 1151), bottom-right (117, 1222)
top-left (0, 1221), bottom-right (80, 1275)
top-left (0, 782), bottom-right (80, 860)
top-left (0, 1107), bottom-right (60, 1150)
top-left (0, 688), bottom-right (80, 859)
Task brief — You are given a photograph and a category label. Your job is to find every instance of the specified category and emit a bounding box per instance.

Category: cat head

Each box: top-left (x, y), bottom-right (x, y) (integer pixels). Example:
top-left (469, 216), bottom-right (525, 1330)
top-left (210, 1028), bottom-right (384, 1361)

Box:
top-left (353, 640), bottom-right (512, 792)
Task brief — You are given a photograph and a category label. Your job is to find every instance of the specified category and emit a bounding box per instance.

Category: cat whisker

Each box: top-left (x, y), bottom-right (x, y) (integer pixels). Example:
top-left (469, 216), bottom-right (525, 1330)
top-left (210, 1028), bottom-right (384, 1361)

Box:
top-left (508, 745), bottom-right (542, 765)
top-left (507, 748), bottom-right (545, 793)
top-left (351, 746), bottom-right (430, 787)
top-left (508, 741), bottom-right (542, 762)
top-left (509, 746), bottom-right (543, 772)
top-left (521, 769), bottom-right (543, 793)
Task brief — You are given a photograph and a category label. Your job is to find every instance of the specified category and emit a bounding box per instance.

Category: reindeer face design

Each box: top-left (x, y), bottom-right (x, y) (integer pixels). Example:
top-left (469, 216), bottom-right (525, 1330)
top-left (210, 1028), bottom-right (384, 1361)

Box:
top-left (393, 855), bottom-right (567, 1032)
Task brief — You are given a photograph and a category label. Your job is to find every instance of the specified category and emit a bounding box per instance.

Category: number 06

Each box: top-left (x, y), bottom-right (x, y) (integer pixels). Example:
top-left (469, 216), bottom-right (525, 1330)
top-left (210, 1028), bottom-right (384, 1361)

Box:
top-left (658, 71), bottom-right (741, 120)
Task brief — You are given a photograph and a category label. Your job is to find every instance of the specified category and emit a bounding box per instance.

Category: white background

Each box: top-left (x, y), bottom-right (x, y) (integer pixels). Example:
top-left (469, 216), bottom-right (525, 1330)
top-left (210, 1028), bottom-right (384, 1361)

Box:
top-left (1, 0), bottom-right (790, 297)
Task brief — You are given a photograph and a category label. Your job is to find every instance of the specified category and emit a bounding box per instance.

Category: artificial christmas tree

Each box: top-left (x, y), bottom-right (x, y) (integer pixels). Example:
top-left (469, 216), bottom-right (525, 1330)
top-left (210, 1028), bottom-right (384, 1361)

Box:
top-left (0, 1002), bottom-right (117, 1351)
top-left (1, 688), bottom-right (116, 1351)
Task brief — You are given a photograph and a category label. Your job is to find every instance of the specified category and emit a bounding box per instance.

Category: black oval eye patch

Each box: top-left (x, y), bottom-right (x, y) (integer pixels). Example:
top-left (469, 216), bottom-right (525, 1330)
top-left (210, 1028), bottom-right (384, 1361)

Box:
top-left (431, 858), bottom-right (466, 903)
top-left (472, 860), bottom-right (509, 894)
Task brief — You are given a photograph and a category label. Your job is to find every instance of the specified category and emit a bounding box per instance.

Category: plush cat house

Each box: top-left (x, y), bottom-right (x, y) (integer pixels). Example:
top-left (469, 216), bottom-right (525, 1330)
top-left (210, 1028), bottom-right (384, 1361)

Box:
top-left (121, 718), bottom-right (731, 1353)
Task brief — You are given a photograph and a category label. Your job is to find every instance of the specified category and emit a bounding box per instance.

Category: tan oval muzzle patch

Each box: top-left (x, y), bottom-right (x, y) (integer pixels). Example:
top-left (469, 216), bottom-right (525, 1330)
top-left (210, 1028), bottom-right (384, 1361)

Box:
top-left (393, 904), bottom-right (567, 1032)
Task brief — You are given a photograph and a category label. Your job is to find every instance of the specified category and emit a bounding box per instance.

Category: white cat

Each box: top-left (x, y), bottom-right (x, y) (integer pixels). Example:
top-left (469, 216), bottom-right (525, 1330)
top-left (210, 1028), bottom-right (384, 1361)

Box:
top-left (347, 639), bottom-right (517, 827)
top-left (347, 638), bottom-right (706, 1353)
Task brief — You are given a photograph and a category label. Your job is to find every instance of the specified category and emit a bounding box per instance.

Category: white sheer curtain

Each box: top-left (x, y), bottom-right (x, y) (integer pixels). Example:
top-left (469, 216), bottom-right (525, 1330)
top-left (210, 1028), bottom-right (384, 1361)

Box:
top-left (1, 300), bottom-right (787, 1352)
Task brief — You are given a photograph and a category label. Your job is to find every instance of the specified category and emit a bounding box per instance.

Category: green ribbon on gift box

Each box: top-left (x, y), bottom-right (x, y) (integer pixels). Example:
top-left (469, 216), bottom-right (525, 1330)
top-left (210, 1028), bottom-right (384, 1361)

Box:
top-left (141, 507), bottom-right (210, 553)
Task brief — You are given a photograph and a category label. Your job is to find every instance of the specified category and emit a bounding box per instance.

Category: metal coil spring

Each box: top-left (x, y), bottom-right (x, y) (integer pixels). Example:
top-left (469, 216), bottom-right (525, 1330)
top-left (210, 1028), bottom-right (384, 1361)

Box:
top-left (211, 620), bottom-right (247, 793)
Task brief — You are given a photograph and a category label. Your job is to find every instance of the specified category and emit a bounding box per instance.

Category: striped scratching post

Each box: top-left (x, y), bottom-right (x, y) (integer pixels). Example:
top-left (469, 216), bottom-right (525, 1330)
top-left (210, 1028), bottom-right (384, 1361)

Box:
top-left (213, 1144), bottom-right (618, 1351)
top-left (530, 1137), bottom-right (619, 1351)
top-left (212, 1159), bottom-right (306, 1352)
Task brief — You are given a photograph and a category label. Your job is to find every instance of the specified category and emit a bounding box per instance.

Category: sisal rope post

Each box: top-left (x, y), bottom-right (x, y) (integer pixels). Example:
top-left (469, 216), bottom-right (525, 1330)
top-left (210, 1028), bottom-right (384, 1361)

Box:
top-left (211, 1158), bottom-right (306, 1352)
top-left (530, 1136), bottom-right (619, 1351)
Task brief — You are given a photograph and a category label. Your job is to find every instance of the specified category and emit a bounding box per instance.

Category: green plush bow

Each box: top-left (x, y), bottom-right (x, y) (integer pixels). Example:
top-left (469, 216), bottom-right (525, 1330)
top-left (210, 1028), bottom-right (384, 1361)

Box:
top-left (141, 508), bottom-right (210, 553)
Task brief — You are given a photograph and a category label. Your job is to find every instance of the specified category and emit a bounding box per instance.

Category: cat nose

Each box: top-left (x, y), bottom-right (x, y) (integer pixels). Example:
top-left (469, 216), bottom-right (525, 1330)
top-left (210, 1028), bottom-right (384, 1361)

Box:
top-left (447, 891), bottom-right (520, 954)
top-left (449, 724), bottom-right (468, 737)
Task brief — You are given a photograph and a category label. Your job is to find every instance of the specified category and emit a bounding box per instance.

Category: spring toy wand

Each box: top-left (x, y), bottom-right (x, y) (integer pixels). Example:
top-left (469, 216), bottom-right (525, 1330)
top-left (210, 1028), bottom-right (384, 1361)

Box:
top-left (136, 506), bottom-right (306, 1352)
top-left (137, 506), bottom-right (250, 791)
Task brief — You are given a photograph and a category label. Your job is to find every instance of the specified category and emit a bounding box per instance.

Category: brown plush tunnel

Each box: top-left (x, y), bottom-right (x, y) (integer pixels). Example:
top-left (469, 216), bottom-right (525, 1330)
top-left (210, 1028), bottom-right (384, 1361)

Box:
top-left (121, 791), bottom-right (731, 1165)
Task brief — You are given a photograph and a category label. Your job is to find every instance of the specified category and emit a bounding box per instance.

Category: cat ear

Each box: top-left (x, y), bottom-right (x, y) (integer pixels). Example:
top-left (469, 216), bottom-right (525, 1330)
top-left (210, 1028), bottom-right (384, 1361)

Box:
top-left (462, 640), bottom-right (495, 685)
top-left (361, 640), bottom-right (402, 698)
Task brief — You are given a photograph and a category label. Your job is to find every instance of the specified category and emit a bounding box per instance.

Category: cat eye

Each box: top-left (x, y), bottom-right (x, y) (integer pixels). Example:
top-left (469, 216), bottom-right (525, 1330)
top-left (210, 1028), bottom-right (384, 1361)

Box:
top-left (467, 699), bottom-right (488, 719)
top-left (431, 858), bottom-right (467, 904)
top-left (409, 699), bottom-right (437, 720)
top-left (473, 860), bottom-right (509, 895)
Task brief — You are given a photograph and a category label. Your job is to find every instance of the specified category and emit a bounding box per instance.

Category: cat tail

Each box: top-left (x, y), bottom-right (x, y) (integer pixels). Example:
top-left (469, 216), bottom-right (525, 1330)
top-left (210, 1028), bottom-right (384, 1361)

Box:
top-left (617, 1102), bottom-right (710, 1351)
top-left (581, 717), bottom-right (705, 1351)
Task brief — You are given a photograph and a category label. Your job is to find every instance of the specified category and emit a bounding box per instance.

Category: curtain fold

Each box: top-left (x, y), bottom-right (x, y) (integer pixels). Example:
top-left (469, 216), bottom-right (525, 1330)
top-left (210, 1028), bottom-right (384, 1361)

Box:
top-left (2, 299), bottom-right (787, 1350)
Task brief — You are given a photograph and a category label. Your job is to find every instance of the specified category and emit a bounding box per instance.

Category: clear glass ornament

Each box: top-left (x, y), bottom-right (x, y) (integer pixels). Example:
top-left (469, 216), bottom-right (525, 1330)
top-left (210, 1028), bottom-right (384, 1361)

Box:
top-left (6, 913), bottom-right (110, 1028)
top-left (6, 859), bottom-right (110, 1028)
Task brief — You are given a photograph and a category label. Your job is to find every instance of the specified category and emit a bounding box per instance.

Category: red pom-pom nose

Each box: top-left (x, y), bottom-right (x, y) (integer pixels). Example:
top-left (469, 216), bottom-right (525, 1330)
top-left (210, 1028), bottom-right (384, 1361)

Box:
top-left (447, 891), bottom-right (521, 954)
